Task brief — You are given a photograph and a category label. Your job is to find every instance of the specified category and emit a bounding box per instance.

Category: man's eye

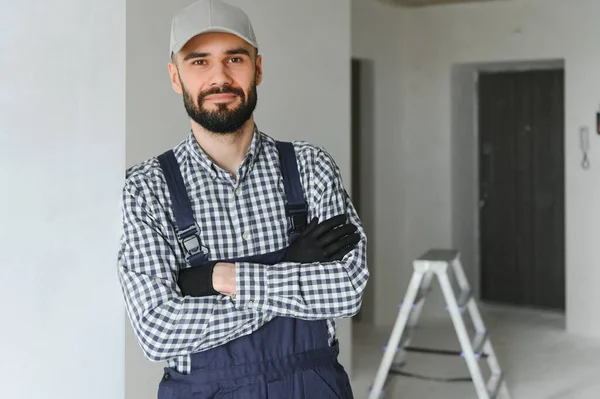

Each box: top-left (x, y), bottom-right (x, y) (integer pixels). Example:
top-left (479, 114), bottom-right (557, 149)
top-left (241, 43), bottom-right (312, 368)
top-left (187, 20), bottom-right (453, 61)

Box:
top-left (192, 60), bottom-right (207, 65)
top-left (229, 57), bottom-right (242, 63)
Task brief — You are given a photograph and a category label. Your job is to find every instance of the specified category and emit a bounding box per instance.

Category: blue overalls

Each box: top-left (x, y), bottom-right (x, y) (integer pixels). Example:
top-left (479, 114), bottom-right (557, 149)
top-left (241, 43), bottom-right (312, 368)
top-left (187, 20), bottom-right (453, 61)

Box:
top-left (156, 141), bottom-right (354, 399)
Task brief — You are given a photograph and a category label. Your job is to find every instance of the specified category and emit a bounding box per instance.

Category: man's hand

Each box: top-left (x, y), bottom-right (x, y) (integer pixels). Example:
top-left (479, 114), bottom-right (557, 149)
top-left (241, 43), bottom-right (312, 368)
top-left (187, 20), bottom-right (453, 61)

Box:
top-left (212, 262), bottom-right (236, 296)
top-left (282, 214), bottom-right (360, 264)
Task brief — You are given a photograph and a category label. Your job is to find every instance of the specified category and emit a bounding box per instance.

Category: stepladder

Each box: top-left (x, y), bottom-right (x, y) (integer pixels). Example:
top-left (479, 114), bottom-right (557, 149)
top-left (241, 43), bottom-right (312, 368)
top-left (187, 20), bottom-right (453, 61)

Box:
top-left (368, 249), bottom-right (512, 399)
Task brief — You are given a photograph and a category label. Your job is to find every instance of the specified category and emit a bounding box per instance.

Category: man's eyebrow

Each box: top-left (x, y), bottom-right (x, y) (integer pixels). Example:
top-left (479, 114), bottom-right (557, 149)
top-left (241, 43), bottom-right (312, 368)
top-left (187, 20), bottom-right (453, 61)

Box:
top-left (225, 48), bottom-right (251, 57)
top-left (182, 48), bottom-right (252, 62)
top-left (183, 51), bottom-right (210, 61)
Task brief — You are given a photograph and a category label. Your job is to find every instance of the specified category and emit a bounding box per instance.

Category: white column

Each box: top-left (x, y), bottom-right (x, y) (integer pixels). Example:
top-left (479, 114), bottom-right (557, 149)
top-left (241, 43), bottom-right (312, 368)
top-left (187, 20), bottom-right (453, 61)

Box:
top-left (0, 1), bottom-right (126, 398)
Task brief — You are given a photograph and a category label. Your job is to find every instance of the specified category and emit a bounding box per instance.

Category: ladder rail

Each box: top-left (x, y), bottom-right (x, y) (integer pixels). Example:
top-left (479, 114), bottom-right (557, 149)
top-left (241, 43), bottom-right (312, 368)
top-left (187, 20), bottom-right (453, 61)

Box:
top-left (466, 296), bottom-right (488, 334)
top-left (450, 255), bottom-right (471, 293)
top-left (367, 269), bottom-right (426, 399)
top-left (482, 340), bottom-right (504, 381)
top-left (408, 271), bottom-right (435, 327)
top-left (437, 270), bottom-right (491, 399)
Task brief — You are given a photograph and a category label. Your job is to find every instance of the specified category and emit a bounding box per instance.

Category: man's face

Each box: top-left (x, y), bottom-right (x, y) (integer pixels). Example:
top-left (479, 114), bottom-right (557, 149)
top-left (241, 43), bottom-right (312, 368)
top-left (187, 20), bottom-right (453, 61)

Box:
top-left (168, 32), bottom-right (262, 134)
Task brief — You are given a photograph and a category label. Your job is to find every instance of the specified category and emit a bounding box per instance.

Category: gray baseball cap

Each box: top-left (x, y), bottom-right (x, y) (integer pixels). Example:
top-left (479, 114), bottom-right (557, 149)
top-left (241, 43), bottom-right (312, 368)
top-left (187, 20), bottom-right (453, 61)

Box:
top-left (169, 0), bottom-right (258, 57)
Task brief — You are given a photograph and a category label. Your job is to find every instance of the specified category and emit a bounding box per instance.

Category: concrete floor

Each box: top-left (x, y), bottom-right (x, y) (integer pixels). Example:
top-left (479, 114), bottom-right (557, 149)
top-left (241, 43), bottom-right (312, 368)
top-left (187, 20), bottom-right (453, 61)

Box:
top-left (350, 305), bottom-right (600, 399)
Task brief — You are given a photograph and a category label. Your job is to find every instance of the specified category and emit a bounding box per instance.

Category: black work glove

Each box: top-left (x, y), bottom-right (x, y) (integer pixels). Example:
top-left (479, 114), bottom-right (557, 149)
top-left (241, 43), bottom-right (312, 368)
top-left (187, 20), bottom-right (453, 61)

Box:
top-left (282, 214), bottom-right (361, 263)
top-left (177, 261), bottom-right (219, 297)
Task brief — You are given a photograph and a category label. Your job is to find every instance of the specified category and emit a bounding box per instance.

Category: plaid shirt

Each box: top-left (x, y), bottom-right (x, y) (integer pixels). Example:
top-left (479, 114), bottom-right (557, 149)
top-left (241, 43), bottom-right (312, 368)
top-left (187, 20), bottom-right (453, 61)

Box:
top-left (117, 127), bottom-right (369, 374)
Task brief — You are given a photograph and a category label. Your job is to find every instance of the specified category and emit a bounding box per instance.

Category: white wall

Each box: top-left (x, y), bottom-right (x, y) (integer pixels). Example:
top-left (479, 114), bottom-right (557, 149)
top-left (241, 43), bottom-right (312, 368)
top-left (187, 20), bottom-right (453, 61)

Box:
top-left (125, 1), bottom-right (353, 397)
top-left (396, 0), bottom-right (600, 337)
top-left (352, 0), bottom-right (460, 325)
top-left (351, 0), bottom-right (407, 326)
top-left (0, 1), bottom-right (126, 399)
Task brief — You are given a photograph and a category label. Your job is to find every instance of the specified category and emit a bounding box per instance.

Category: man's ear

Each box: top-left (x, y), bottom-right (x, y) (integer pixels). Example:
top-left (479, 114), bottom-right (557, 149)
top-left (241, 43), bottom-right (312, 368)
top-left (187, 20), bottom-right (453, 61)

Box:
top-left (168, 61), bottom-right (183, 95)
top-left (255, 54), bottom-right (263, 86)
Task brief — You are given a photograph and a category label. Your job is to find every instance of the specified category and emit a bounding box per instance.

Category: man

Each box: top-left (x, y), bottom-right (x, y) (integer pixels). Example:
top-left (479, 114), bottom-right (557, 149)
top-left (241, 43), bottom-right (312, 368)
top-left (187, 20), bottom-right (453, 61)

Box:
top-left (117, 1), bottom-right (369, 398)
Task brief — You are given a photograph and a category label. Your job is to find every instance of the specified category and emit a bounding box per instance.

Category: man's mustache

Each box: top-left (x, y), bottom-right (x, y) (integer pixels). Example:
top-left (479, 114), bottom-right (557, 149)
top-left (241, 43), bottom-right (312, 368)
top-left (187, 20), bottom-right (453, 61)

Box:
top-left (199, 86), bottom-right (245, 103)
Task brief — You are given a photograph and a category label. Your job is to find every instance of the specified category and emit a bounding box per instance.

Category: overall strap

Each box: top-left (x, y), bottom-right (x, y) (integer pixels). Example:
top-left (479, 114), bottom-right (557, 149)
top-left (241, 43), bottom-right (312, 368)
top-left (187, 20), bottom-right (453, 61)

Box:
top-left (275, 141), bottom-right (308, 239)
top-left (157, 150), bottom-right (208, 267)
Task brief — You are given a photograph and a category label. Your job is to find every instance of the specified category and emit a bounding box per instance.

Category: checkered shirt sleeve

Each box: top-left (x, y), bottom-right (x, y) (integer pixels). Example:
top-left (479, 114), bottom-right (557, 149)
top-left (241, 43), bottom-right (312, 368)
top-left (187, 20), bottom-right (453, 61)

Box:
top-left (234, 148), bottom-right (369, 318)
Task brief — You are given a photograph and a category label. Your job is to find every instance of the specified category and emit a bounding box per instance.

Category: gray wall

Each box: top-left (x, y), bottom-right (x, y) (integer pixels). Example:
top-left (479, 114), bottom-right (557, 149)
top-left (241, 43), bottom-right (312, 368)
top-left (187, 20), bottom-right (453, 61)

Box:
top-left (0, 1), bottom-right (126, 398)
top-left (125, 1), bottom-right (354, 398)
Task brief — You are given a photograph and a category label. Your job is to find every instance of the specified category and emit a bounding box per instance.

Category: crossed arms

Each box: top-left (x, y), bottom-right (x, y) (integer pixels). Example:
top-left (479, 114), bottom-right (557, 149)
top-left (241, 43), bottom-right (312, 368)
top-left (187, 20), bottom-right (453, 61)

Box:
top-left (117, 150), bottom-right (369, 362)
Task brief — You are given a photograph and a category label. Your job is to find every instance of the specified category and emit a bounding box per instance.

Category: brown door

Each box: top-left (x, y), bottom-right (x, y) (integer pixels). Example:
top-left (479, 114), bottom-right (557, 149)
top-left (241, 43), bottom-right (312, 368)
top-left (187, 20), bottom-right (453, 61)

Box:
top-left (478, 69), bottom-right (565, 311)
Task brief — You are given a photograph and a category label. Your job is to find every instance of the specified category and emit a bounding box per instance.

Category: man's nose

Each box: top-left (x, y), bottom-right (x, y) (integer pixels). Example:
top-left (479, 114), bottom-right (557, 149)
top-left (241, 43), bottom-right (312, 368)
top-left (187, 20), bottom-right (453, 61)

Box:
top-left (209, 63), bottom-right (233, 87)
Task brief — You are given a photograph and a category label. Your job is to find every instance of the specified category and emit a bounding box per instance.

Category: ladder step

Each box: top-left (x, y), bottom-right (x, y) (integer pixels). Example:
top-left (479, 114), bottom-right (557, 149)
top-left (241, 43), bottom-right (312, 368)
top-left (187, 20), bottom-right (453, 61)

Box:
top-left (390, 361), bottom-right (406, 373)
top-left (457, 289), bottom-right (472, 310)
top-left (399, 326), bottom-right (416, 348)
top-left (416, 249), bottom-right (459, 263)
top-left (383, 327), bottom-right (415, 356)
top-left (383, 327), bottom-right (415, 352)
top-left (444, 288), bottom-right (472, 312)
top-left (398, 288), bottom-right (430, 309)
top-left (465, 330), bottom-right (489, 358)
top-left (488, 373), bottom-right (504, 399)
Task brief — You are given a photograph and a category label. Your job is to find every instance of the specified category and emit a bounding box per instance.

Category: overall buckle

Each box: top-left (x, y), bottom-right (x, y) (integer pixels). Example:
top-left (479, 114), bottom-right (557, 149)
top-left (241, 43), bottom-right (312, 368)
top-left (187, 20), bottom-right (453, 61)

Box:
top-left (177, 226), bottom-right (203, 256)
top-left (286, 204), bottom-right (308, 234)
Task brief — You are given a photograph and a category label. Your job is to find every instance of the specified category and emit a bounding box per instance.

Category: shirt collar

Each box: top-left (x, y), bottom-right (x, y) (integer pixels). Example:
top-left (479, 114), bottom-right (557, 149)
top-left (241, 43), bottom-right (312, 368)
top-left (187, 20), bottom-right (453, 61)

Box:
top-left (185, 125), bottom-right (263, 181)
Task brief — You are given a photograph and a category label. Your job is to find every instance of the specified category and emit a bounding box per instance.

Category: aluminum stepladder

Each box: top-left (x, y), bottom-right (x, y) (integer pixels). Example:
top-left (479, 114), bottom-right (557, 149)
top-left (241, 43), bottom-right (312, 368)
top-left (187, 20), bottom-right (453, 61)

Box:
top-left (367, 249), bottom-right (512, 399)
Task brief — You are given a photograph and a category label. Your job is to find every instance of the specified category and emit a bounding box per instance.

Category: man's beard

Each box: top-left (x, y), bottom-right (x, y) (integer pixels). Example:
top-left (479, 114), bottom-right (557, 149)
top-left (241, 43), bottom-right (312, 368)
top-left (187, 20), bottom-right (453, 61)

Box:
top-left (182, 80), bottom-right (258, 134)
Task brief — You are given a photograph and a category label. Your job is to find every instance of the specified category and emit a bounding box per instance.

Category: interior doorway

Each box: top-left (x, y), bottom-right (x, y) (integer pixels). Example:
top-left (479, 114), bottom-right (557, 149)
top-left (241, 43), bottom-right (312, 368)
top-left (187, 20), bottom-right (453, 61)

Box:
top-left (477, 68), bottom-right (565, 311)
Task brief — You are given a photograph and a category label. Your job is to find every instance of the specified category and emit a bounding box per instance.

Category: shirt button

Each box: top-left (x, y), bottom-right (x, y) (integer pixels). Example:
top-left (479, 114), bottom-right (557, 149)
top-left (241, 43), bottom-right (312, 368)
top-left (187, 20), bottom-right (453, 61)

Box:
top-left (247, 300), bottom-right (254, 308)
top-left (234, 188), bottom-right (240, 196)
top-left (242, 232), bottom-right (249, 240)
